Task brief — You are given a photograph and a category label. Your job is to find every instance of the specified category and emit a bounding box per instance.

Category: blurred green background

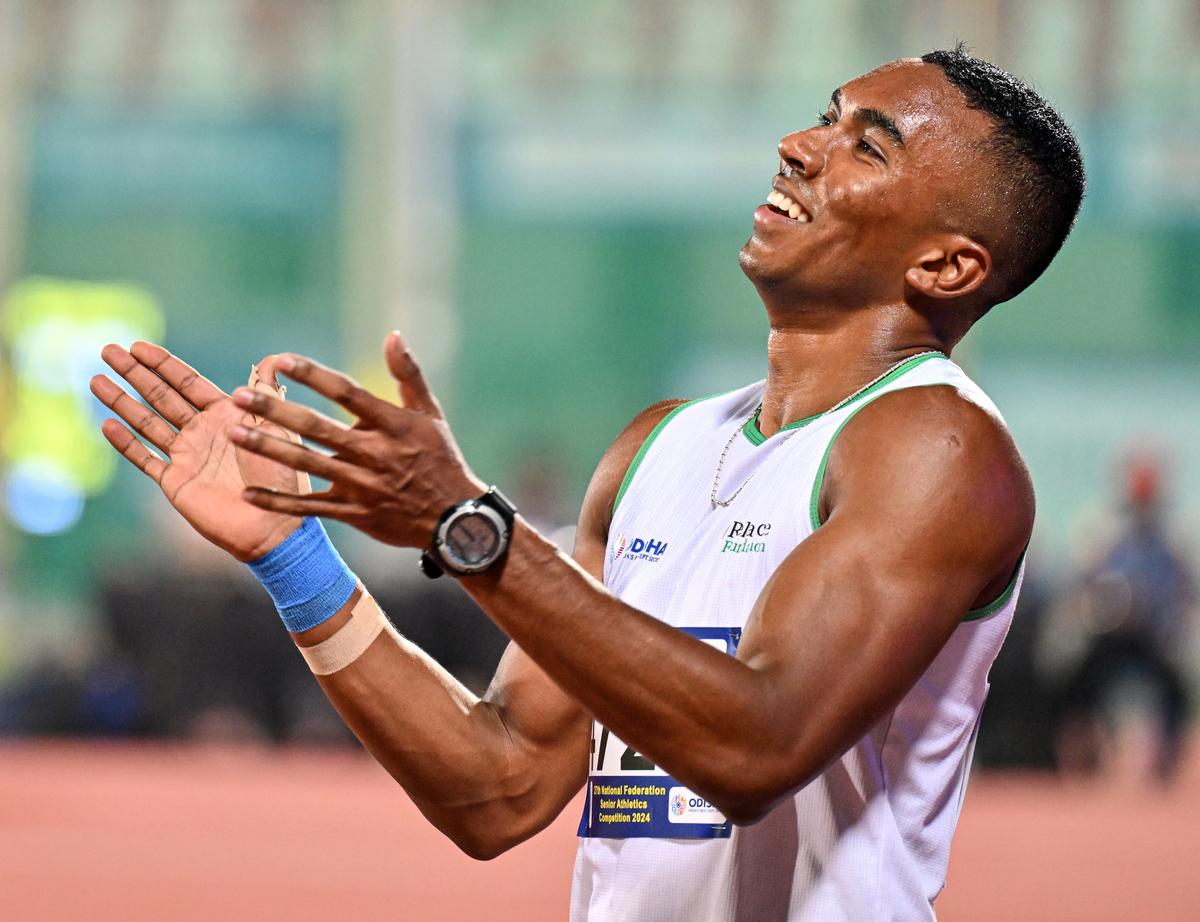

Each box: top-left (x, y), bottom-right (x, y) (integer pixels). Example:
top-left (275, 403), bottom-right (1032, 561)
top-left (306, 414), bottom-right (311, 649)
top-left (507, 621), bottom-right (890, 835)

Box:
top-left (0, 0), bottom-right (1197, 660)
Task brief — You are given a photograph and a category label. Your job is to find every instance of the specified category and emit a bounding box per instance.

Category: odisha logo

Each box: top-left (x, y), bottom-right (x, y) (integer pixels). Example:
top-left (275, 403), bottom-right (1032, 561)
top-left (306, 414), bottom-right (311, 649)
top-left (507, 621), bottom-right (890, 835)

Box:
top-left (612, 535), bottom-right (669, 563)
top-left (671, 791), bottom-right (688, 816)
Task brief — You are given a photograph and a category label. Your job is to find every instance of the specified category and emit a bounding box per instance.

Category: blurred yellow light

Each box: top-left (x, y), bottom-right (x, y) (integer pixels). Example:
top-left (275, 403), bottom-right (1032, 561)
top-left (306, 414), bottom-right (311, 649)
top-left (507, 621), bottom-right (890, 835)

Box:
top-left (1, 278), bottom-right (165, 532)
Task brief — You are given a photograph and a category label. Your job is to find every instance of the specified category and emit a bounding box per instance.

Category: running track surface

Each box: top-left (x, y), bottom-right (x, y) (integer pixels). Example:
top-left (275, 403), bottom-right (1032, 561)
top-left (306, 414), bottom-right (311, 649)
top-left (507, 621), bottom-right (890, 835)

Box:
top-left (2, 741), bottom-right (1196, 920)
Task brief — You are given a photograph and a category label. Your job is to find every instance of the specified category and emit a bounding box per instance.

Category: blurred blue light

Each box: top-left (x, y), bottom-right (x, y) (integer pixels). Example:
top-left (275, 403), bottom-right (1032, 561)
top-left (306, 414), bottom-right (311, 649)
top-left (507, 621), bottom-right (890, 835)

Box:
top-left (4, 462), bottom-right (86, 535)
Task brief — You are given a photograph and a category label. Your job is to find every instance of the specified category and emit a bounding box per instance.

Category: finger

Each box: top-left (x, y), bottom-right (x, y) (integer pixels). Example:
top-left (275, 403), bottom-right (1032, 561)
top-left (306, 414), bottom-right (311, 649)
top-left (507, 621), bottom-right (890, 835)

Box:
top-left (248, 355), bottom-right (294, 432)
top-left (385, 331), bottom-right (444, 420)
top-left (230, 425), bottom-right (377, 489)
top-left (242, 487), bottom-right (369, 520)
top-left (248, 355), bottom-right (287, 399)
top-left (230, 388), bottom-right (355, 452)
top-left (101, 344), bottom-right (200, 429)
top-left (128, 340), bottom-right (226, 409)
top-left (270, 353), bottom-right (393, 425)
top-left (90, 374), bottom-right (179, 454)
top-left (100, 418), bottom-right (167, 484)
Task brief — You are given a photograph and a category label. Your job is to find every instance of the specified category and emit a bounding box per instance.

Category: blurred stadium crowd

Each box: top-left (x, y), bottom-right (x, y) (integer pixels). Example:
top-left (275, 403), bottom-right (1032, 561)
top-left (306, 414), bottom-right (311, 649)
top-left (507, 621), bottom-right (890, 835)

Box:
top-left (1, 0), bottom-right (1199, 786)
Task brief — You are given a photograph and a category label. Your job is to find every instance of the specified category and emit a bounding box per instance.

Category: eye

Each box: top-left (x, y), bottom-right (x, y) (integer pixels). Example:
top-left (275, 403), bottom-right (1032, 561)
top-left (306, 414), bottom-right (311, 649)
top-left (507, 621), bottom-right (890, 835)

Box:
top-left (858, 138), bottom-right (884, 160)
top-left (815, 112), bottom-right (832, 127)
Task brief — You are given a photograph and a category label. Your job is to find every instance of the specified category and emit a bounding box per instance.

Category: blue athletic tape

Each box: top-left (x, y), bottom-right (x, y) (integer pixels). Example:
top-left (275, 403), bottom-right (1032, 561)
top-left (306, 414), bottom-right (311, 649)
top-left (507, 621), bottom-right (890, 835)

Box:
top-left (246, 517), bottom-right (357, 633)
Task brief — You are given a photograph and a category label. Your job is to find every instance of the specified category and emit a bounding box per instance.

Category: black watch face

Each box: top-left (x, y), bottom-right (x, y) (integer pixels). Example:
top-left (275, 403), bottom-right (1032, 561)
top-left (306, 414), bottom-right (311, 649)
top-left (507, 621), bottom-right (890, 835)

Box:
top-left (445, 512), bottom-right (502, 567)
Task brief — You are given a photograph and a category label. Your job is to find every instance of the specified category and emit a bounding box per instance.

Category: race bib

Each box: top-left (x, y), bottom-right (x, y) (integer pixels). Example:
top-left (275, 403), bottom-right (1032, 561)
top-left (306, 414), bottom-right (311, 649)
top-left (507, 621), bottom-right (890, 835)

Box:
top-left (577, 626), bottom-right (741, 839)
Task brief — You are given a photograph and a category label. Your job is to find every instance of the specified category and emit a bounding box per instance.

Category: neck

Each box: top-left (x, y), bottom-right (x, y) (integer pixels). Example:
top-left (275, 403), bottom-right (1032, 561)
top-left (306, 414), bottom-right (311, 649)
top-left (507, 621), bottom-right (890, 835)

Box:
top-left (757, 308), bottom-right (947, 438)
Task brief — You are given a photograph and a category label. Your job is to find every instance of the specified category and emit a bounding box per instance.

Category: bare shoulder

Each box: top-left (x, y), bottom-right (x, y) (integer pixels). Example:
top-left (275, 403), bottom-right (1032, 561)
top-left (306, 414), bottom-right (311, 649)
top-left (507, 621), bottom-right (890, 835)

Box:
top-left (574, 399), bottom-right (690, 565)
top-left (819, 383), bottom-right (1034, 581)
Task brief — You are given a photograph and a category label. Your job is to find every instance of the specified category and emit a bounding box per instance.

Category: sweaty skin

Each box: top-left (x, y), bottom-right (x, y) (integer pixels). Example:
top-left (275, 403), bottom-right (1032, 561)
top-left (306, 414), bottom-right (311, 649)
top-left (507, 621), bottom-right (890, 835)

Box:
top-left (93, 58), bottom-right (1034, 856)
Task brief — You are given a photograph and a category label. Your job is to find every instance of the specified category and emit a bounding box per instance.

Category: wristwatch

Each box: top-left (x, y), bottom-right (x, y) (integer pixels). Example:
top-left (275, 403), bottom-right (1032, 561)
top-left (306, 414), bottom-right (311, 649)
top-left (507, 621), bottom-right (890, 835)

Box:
top-left (419, 487), bottom-right (518, 579)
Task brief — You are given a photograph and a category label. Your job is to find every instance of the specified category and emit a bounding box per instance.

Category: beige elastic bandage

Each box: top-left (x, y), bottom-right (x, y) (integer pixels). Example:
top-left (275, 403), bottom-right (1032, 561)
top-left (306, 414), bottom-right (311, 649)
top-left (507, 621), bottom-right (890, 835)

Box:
top-left (295, 588), bottom-right (391, 675)
top-left (248, 361), bottom-right (312, 495)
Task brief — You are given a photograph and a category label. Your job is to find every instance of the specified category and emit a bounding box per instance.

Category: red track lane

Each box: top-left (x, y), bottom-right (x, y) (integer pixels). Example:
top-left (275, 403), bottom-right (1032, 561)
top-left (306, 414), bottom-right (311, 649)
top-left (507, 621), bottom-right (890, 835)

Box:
top-left (1, 742), bottom-right (1196, 920)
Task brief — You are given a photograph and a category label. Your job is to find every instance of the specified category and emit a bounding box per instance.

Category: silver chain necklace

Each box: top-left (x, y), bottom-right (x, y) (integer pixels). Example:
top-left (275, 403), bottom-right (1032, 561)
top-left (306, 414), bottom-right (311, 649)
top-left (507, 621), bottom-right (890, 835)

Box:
top-left (709, 351), bottom-right (942, 508)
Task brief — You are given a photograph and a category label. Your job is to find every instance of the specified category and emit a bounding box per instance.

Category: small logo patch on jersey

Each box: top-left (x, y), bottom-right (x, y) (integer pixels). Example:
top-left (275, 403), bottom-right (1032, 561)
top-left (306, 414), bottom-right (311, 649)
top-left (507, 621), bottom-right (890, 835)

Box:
top-left (612, 533), bottom-right (628, 560)
top-left (720, 519), bottom-right (771, 554)
top-left (667, 787), bottom-right (725, 824)
top-left (611, 533), bottom-right (669, 563)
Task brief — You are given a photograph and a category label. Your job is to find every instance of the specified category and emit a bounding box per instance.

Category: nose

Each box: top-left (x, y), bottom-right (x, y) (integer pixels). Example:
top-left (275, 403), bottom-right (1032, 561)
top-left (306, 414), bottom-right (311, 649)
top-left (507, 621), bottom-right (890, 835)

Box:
top-left (778, 131), bottom-right (824, 179)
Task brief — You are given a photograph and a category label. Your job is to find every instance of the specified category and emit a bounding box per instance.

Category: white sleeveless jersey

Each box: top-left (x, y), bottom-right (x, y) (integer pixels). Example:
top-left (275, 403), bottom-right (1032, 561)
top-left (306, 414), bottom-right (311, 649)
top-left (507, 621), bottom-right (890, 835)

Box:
top-left (570, 353), bottom-right (1021, 921)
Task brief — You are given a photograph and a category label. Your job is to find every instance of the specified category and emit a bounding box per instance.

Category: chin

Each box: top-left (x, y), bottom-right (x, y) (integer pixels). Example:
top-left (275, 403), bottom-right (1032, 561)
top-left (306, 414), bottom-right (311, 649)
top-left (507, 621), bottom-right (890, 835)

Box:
top-left (739, 238), bottom-right (793, 290)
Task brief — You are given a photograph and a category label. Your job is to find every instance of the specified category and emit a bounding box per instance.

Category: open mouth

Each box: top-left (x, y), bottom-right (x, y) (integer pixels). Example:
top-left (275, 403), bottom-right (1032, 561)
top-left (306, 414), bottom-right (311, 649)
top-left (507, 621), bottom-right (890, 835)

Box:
top-left (766, 188), bottom-right (811, 223)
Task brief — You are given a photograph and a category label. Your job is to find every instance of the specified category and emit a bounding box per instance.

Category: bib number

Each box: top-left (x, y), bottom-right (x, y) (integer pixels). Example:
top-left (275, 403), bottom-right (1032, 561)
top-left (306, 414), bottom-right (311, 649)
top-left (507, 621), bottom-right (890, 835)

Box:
top-left (577, 626), bottom-right (741, 839)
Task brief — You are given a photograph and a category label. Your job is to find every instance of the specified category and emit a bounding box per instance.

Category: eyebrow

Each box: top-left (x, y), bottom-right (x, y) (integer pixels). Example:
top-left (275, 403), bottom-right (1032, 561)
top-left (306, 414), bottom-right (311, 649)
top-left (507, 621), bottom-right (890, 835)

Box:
top-left (829, 88), bottom-right (906, 149)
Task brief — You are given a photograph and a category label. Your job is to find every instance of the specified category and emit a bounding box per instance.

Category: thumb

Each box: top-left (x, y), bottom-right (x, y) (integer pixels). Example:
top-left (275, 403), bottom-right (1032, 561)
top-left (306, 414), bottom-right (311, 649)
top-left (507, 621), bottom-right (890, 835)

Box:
top-left (247, 356), bottom-right (287, 426)
top-left (249, 355), bottom-right (290, 395)
top-left (386, 331), bottom-right (444, 419)
top-left (248, 355), bottom-right (302, 449)
top-left (246, 356), bottom-right (311, 494)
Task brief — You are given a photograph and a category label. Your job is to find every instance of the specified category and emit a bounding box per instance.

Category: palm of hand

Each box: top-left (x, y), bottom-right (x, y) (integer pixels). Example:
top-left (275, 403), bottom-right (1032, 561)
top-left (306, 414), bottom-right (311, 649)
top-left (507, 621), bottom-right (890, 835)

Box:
top-left (163, 398), bottom-right (301, 561)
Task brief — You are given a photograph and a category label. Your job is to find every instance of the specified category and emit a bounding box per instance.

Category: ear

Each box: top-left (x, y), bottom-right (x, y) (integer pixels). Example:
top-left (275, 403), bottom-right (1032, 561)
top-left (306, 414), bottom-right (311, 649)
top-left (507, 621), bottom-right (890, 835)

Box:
top-left (905, 236), bottom-right (992, 300)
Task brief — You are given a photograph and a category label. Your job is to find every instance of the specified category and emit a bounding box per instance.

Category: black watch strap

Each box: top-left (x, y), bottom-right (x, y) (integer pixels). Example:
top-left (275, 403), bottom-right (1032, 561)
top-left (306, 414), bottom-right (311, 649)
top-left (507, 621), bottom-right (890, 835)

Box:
top-left (418, 549), bottom-right (446, 579)
top-left (419, 487), bottom-right (517, 579)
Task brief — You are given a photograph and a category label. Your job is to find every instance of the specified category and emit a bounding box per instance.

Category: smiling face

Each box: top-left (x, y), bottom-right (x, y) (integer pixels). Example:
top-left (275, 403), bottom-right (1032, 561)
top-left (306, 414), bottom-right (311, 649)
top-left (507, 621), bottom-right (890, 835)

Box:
top-left (739, 59), bottom-right (1001, 313)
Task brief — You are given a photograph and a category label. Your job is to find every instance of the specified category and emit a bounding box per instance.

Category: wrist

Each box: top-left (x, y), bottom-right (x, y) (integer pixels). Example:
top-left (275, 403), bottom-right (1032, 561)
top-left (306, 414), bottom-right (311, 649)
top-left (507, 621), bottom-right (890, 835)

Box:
top-left (429, 473), bottom-right (489, 528)
top-left (235, 516), bottom-right (304, 563)
top-left (419, 485), bottom-right (517, 579)
top-left (246, 517), bottom-right (357, 632)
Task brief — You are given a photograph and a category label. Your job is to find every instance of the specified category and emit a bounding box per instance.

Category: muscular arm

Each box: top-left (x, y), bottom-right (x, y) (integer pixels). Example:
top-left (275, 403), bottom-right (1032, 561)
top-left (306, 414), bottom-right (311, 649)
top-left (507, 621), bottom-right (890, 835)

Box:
top-left (453, 385), bottom-right (1033, 824)
top-left (237, 348), bottom-right (1032, 828)
top-left (291, 400), bottom-right (685, 859)
top-left (91, 338), bottom-right (691, 860)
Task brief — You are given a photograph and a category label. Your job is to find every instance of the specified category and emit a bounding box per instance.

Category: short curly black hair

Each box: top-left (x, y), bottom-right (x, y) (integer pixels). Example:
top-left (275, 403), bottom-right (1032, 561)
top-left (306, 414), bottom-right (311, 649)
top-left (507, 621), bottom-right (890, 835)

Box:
top-left (921, 44), bottom-right (1085, 305)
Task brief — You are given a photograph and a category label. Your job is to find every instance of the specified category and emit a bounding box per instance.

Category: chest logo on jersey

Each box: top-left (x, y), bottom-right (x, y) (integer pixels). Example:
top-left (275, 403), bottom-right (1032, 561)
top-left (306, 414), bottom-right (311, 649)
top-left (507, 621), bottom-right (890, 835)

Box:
top-left (611, 533), bottom-right (669, 563)
top-left (721, 519), bottom-right (772, 554)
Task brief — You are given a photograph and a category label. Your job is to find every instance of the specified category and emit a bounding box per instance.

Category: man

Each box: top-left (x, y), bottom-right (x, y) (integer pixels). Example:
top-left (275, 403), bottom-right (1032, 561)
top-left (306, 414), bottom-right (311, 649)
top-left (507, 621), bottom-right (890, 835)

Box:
top-left (91, 47), bottom-right (1083, 920)
top-left (1058, 452), bottom-right (1194, 782)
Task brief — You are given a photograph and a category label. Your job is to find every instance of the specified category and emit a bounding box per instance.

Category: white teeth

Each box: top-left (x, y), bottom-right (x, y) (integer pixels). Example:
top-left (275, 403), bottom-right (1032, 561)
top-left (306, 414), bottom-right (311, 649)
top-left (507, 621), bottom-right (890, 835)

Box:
top-left (767, 188), bottom-right (809, 223)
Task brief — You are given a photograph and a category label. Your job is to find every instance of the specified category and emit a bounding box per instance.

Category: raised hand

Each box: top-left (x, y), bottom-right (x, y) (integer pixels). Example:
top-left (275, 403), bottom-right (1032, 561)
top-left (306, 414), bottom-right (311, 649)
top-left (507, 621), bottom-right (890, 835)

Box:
top-left (227, 332), bottom-right (486, 549)
top-left (90, 342), bottom-right (304, 561)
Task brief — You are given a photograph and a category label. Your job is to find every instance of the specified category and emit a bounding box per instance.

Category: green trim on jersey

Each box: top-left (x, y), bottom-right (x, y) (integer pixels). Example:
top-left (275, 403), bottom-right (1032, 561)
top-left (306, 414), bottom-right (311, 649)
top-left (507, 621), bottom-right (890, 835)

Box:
top-left (745, 352), bottom-right (943, 447)
top-left (613, 386), bottom-right (753, 513)
top-left (808, 407), bottom-right (867, 530)
top-left (963, 551), bottom-right (1026, 621)
top-left (808, 363), bottom-right (1025, 625)
top-left (742, 409), bottom-right (823, 445)
top-left (807, 354), bottom-right (946, 531)
top-left (612, 400), bottom-right (699, 514)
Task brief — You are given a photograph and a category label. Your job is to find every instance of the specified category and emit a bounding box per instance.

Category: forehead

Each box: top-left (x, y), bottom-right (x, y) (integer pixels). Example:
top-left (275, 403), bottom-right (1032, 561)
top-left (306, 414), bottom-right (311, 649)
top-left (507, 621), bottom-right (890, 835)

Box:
top-left (837, 60), bottom-right (993, 152)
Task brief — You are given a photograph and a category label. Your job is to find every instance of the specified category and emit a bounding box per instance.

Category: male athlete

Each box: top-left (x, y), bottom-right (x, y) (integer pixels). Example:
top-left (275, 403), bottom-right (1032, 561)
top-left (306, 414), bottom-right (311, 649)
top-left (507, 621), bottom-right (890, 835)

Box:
top-left (92, 48), bottom-right (1083, 920)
